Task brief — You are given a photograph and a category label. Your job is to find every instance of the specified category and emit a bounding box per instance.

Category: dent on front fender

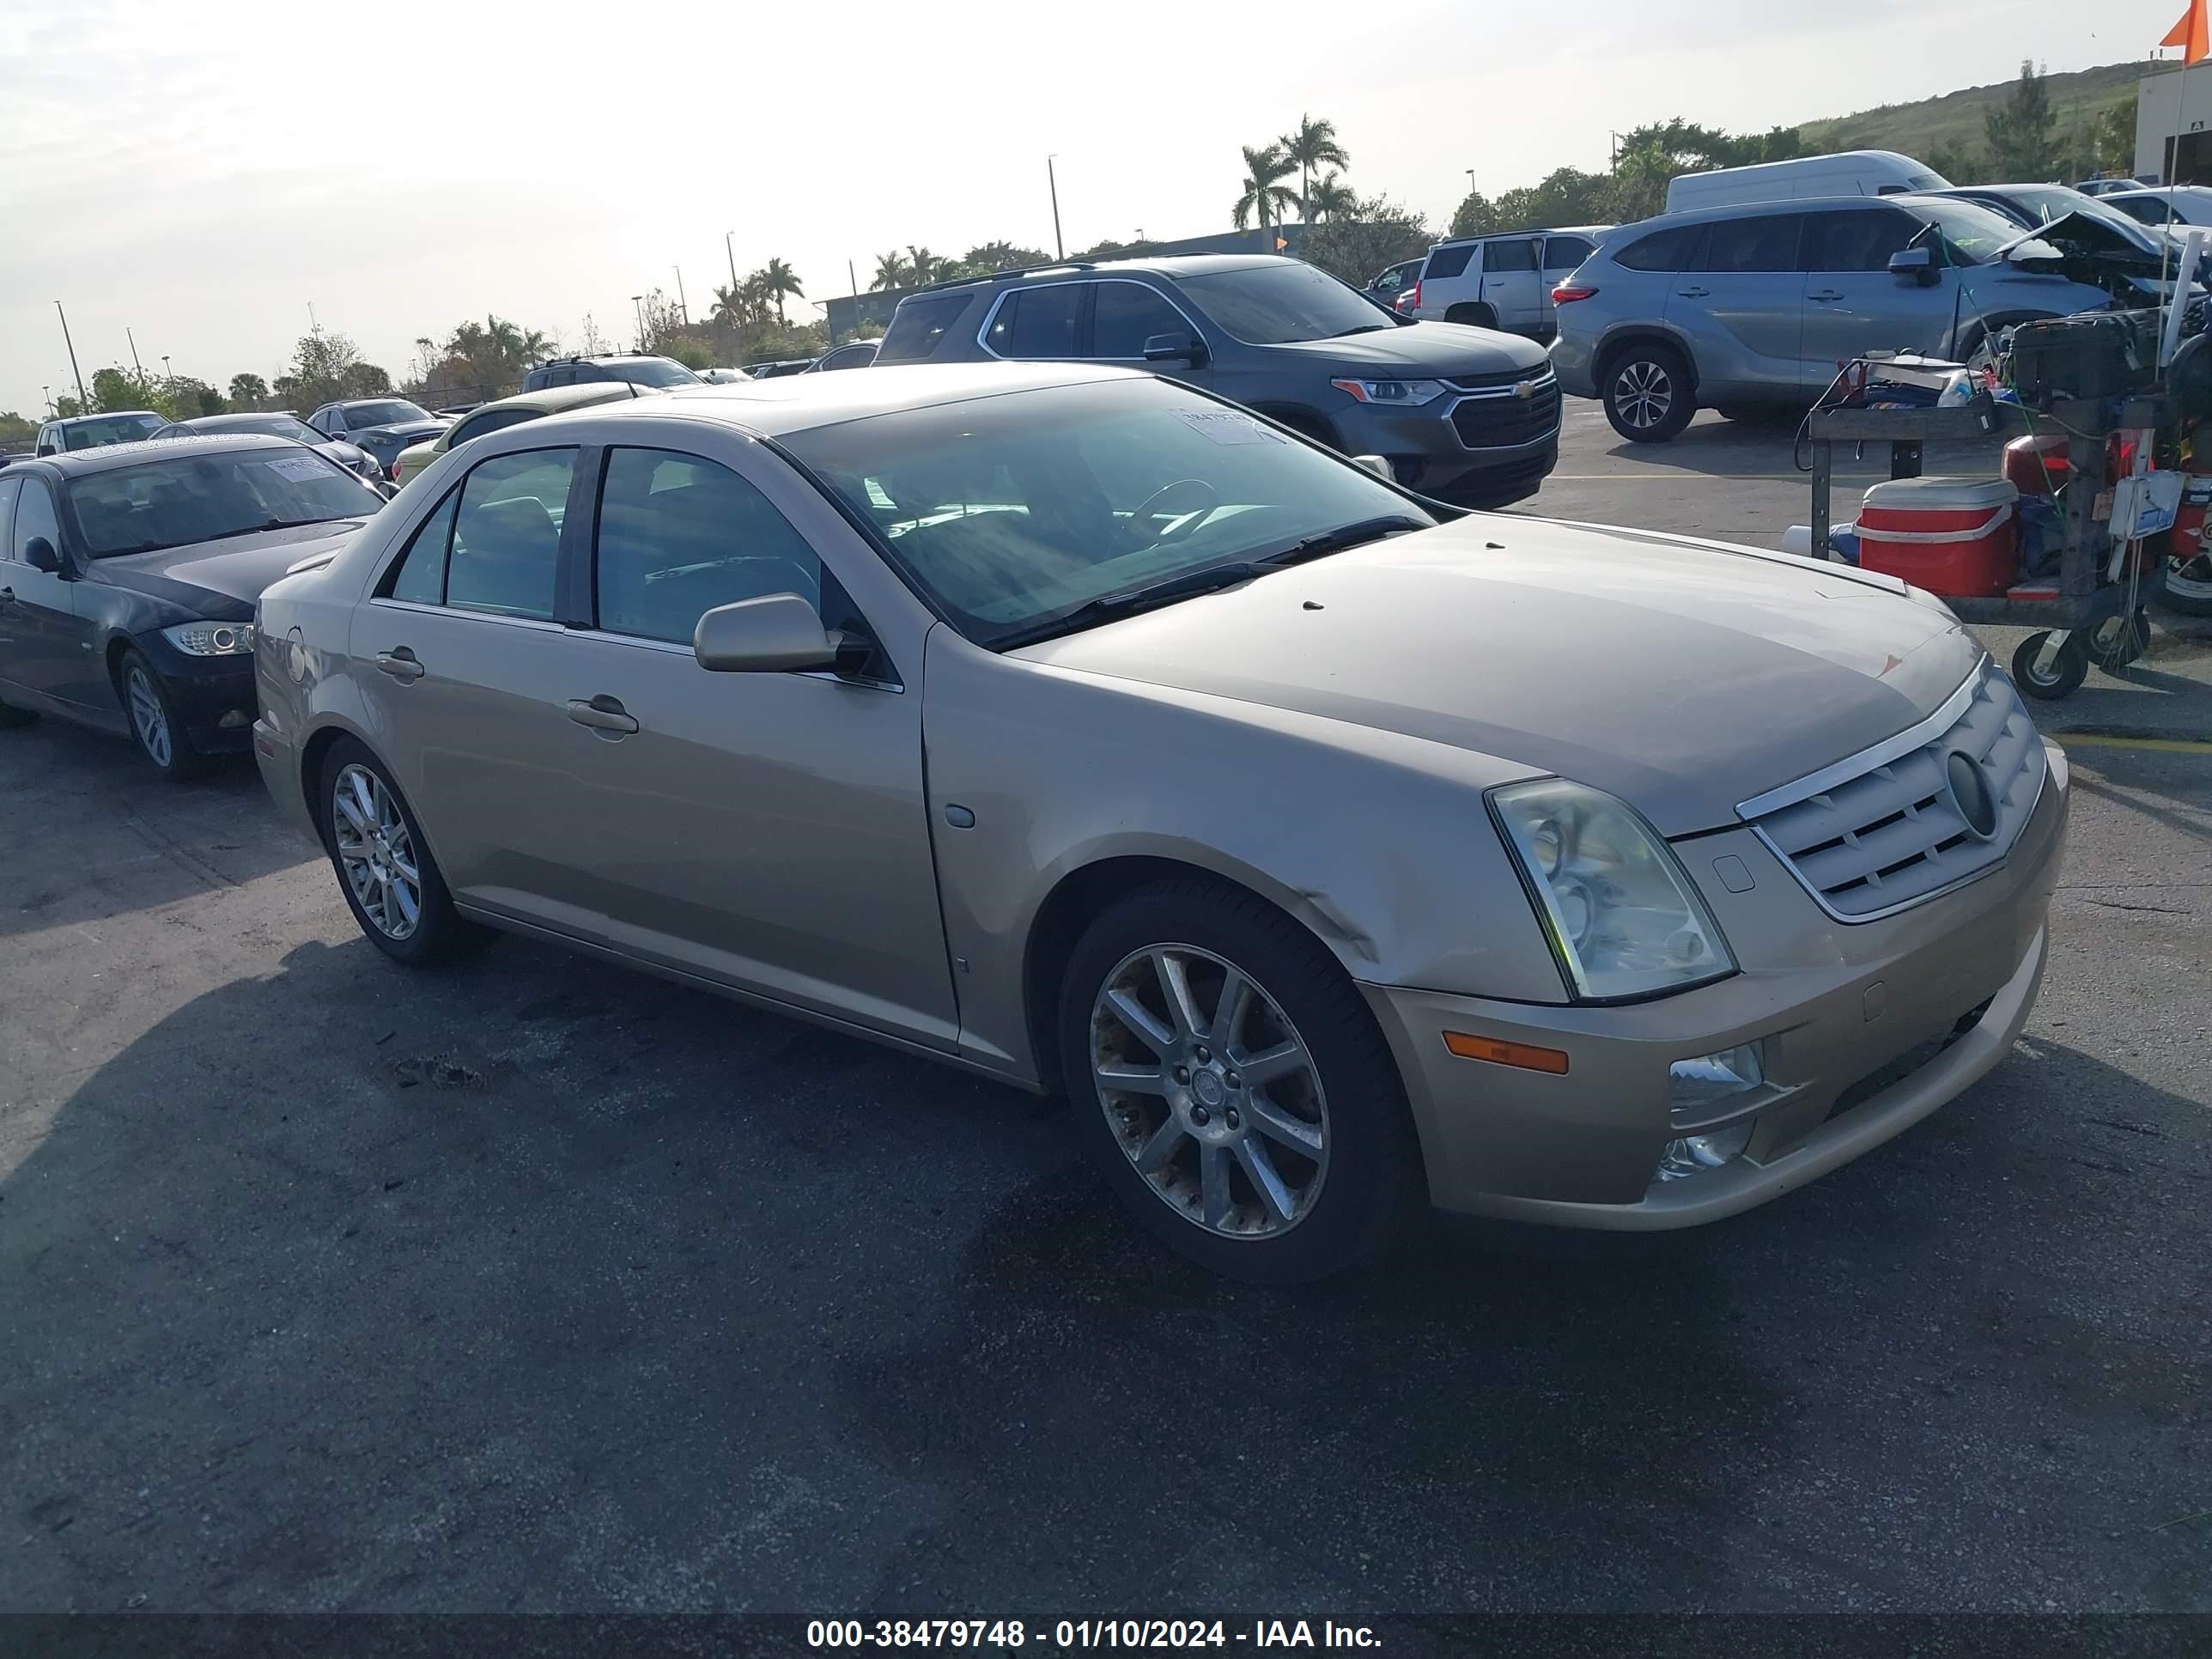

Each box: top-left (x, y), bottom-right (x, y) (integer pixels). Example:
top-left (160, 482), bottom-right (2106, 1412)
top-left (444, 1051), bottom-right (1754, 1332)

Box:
top-left (920, 634), bottom-right (1571, 1079)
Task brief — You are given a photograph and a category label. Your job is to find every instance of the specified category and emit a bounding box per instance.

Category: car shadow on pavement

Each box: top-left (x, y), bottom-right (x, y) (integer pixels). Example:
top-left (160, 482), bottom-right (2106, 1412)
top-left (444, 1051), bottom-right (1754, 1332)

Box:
top-left (4, 923), bottom-right (2203, 1613)
top-left (0, 723), bottom-right (308, 939)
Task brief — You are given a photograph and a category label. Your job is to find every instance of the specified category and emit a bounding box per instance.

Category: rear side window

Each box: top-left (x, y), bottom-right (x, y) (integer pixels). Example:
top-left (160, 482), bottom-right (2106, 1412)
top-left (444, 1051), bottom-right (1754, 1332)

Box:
top-left (1613, 222), bottom-right (1708, 271)
top-left (879, 291), bottom-right (978, 361)
top-left (1802, 209), bottom-right (1920, 273)
top-left (1486, 239), bottom-right (1539, 272)
top-left (1543, 235), bottom-right (1595, 273)
top-left (436, 448), bottom-right (577, 620)
top-left (985, 285), bottom-right (1084, 357)
top-left (1423, 245), bottom-right (1474, 280)
top-left (593, 448), bottom-right (822, 645)
top-left (1704, 213), bottom-right (1805, 272)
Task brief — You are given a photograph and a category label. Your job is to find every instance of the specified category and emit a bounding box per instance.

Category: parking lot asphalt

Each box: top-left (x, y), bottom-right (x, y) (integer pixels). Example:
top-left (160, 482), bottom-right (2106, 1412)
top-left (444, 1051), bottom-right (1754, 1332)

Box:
top-left (2, 408), bottom-right (2207, 1619)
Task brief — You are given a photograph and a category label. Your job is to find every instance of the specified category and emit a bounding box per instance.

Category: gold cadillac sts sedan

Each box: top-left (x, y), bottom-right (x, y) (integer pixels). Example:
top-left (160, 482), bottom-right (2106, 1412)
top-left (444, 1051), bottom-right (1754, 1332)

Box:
top-left (251, 363), bottom-right (2066, 1281)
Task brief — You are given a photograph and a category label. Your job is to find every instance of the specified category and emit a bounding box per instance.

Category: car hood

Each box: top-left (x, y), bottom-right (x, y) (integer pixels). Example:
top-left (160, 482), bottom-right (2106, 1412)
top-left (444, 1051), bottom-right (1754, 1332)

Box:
top-left (94, 521), bottom-right (373, 613)
top-left (1014, 516), bottom-right (1981, 836)
top-left (352, 421), bottom-right (447, 444)
top-left (1252, 321), bottom-right (1551, 378)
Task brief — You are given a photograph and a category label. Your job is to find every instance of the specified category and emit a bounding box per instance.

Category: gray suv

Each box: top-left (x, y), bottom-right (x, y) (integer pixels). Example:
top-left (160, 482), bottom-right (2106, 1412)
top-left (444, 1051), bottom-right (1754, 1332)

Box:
top-left (1552, 194), bottom-right (2127, 442)
top-left (879, 255), bottom-right (1559, 507)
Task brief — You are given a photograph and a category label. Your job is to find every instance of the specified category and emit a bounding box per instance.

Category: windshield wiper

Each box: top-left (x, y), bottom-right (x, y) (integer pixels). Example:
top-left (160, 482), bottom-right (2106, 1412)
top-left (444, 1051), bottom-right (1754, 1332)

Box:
top-left (1331, 323), bottom-right (1395, 337)
top-left (1255, 514), bottom-right (1429, 568)
top-left (993, 561), bottom-right (1272, 648)
top-left (199, 517), bottom-right (343, 543)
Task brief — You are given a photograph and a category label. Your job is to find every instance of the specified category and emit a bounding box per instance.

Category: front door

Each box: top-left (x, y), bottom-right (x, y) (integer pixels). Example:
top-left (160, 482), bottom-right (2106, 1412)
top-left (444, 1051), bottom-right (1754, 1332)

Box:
top-left (0, 476), bottom-right (100, 713)
top-left (1673, 211), bottom-right (1809, 399)
top-left (1799, 208), bottom-right (1950, 386)
top-left (1087, 278), bottom-right (1214, 393)
top-left (1478, 237), bottom-right (1546, 332)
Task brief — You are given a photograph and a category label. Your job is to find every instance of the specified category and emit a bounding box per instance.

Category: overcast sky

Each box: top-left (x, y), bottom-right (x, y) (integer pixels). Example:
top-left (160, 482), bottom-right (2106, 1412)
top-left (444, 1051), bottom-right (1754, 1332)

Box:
top-left (0, 0), bottom-right (2186, 414)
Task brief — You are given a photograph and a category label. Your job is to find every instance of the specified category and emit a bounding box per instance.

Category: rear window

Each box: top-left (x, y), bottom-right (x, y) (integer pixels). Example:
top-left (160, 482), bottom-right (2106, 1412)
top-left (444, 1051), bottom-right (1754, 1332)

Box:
top-left (60, 413), bottom-right (166, 450)
top-left (1612, 222), bottom-right (1708, 271)
top-left (1423, 245), bottom-right (1474, 280)
top-left (608, 359), bottom-right (701, 388)
top-left (1542, 236), bottom-right (1595, 272)
top-left (879, 291), bottom-right (981, 361)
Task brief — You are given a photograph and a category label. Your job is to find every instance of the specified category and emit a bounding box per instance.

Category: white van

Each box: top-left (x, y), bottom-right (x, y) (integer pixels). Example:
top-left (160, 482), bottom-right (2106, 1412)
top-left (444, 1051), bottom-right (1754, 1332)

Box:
top-left (1663, 150), bottom-right (1951, 215)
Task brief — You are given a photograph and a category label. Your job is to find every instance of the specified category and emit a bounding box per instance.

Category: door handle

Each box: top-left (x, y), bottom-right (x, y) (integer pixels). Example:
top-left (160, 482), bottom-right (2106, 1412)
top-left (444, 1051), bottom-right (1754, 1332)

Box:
top-left (1676, 285), bottom-right (1710, 298)
top-left (566, 695), bottom-right (639, 735)
top-left (1808, 289), bottom-right (1845, 302)
top-left (374, 647), bottom-right (425, 683)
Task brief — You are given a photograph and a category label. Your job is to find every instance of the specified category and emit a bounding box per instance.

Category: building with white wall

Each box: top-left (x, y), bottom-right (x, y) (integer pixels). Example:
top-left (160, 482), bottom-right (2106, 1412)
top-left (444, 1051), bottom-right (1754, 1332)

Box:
top-left (2136, 64), bottom-right (2212, 184)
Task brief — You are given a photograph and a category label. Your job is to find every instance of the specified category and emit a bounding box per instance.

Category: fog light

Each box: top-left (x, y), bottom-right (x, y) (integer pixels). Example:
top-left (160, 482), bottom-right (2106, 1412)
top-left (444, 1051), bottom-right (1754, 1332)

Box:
top-left (1655, 1120), bottom-right (1755, 1182)
top-left (1668, 1042), bottom-right (1765, 1115)
top-left (218, 708), bottom-right (250, 730)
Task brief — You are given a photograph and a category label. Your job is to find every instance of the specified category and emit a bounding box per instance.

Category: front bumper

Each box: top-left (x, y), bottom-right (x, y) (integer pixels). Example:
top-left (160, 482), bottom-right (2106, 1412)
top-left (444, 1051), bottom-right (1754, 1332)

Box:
top-left (1364, 740), bottom-right (2069, 1228)
top-left (1333, 386), bottom-right (1560, 505)
top-left (141, 637), bottom-right (258, 752)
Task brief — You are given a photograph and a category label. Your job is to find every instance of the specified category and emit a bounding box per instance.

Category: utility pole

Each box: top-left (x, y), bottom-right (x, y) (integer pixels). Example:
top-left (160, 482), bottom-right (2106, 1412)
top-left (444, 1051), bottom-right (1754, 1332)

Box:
top-left (161, 354), bottom-right (172, 384)
top-left (630, 294), bottom-right (646, 352)
top-left (55, 302), bottom-right (87, 408)
top-left (126, 327), bottom-right (146, 392)
top-left (725, 231), bottom-right (740, 297)
top-left (1048, 155), bottom-right (1065, 260)
top-left (42, 386), bottom-right (52, 416)
top-left (674, 266), bottom-right (689, 326)
top-left (307, 301), bottom-right (319, 332)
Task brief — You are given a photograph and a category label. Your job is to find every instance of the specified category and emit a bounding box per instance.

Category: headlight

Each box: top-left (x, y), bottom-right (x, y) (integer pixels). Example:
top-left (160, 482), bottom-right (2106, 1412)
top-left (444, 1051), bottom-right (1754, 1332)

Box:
top-left (1329, 376), bottom-right (1449, 406)
top-left (1490, 778), bottom-right (1735, 1001)
top-left (161, 621), bottom-right (256, 657)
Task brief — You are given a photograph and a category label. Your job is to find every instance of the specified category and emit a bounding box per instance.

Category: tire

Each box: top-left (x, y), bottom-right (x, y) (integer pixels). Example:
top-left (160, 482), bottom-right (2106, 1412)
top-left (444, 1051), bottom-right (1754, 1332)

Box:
top-left (1445, 303), bottom-right (1498, 330)
top-left (1601, 343), bottom-right (1695, 442)
top-left (1959, 313), bottom-right (2046, 377)
top-left (316, 736), bottom-right (490, 966)
top-left (2161, 550), bottom-right (2212, 617)
top-left (2013, 630), bottom-right (2088, 700)
top-left (1056, 876), bottom-right (1423, 1284)
top-left (0, 696), bottom-right (35, 729)
top-left (117, 647), bottom-right (210, 780)
top-left (2084, 608), bottom-right (2152, 671)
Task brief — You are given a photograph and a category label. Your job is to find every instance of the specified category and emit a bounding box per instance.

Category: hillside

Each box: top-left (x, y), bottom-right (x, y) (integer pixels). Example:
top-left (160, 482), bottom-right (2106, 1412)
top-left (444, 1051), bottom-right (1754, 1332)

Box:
top-left (1799, 59), bottom-right (2145, 164)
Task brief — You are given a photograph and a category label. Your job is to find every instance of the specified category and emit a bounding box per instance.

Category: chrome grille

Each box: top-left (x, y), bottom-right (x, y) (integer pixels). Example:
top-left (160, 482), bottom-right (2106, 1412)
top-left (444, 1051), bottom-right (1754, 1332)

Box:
top-left (1741, 665), bottom-right (2046, 921)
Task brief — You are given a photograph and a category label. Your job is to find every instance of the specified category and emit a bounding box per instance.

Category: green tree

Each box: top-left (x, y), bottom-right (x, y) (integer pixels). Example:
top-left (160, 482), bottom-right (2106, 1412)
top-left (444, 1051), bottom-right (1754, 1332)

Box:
top-left (1609, 140), bottom-right (1677, 222)
top-left (1492, 166), bottom-right (1615, 230)
top-left (711, 281), bottom-right (763, 328)
top-left (1300, 195), bottom-right (1433, 287)
top-left (963, 241), bottom-right (1050, 272)
top-left (419, 315), bottom-right (553, 398)
top-left (1449, 190), bottom-right (1499, 238)
top-left (1071, 235), bottom-right (1164, 260)
top-left (1924, 141), bottom-right (1984, 185)
top-left (1985, 59), bottom-right (2057, 180)
top-left (2093, 94), bottom-right (2136, 176)
top-left (906, 246), bottom-right (946, 286)
top-left (756, 258), bottom-right (803, 325)
top-left (0, 411), bottom-right (36, 446)
top-left (91, 368), bottom-right (142, 412)
top-left (871, 249), bottom-right (914, 291)
top-left (1279, 113), bottom-right (1349, 220)
top-left (1306, 172), bottom-right (1355, 222)
top-left (1231, 143), bottom-right (1298, 229)
top-left (228, 373), bottom-right (268, 410)
top-left (281, 330), bottom-right (389, 412)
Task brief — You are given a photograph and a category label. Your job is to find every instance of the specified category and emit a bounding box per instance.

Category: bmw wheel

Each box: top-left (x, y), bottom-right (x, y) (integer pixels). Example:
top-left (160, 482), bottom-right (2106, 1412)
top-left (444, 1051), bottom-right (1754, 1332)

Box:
top-left (118, 647), bottom-right (209, 780)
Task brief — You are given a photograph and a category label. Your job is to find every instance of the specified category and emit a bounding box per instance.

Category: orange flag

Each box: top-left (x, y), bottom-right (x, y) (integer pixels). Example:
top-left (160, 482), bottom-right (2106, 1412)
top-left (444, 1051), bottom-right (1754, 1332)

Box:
top-left (2165, 0), bottom-right (2209, 64)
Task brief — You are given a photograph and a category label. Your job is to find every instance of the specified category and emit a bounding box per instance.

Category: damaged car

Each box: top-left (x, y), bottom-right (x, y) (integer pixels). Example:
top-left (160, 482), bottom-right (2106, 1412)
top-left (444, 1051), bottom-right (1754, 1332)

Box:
top-left (1552, 193), bottom-right (2190, 441)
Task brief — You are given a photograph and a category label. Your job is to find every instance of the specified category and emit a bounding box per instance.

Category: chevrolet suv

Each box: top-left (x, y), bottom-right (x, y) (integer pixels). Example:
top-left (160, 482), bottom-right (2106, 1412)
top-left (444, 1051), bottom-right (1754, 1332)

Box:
top-left (878, 255), bottom-right (1559, 507)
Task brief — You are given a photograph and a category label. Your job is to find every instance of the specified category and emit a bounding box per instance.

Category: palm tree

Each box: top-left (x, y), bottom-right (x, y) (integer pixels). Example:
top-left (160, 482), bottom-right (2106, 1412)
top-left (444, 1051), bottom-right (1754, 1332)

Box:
top-left (761, 256), bottom-right (805, 325)
top-left (710, 282), bottom-right (748, 327)
top-left (1306, 173), bottom-right (1355, 223)
top-left (1231, 143), bottom-right (1298, 231)
top-left (872, 250), bottom-right (913, 291)
top-left (1279, 113), bottom-right (1349, 221)
top-left (228, 372), bottom-right (268, 410)
top-left (907, 246), bottom-right (944, 286)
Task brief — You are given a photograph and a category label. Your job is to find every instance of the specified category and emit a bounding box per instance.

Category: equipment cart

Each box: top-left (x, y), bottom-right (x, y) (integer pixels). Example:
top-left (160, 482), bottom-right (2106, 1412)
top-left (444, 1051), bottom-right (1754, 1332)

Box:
top-left (1806, 396), bottom-right (2166, 700)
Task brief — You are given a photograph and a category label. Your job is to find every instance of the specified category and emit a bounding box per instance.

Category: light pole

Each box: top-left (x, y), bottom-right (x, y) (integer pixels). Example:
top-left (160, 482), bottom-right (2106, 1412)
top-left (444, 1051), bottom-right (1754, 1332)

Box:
top-left (161, 354), bottom-right (172, 385)
top-left (1048, 155), bottom-right (1065, 261)
top-left (126, 326), bottom-right (146, 392)
top-left (54, 301), bottom-right (87, 408)
top-left (725, 231), bottom-right (739, 297)
top-left (630, 294), bottom-right (646, 351)
top-left (42, 386), bottom-right (52, 416)
top-left (673, 266), bottom-right (689, 327)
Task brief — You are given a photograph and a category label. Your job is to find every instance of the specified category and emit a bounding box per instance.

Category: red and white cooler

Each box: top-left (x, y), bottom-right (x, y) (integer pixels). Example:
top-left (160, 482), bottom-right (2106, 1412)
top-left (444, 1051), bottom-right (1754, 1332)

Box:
top-left (1854, 476), bottom-right (2019, 598)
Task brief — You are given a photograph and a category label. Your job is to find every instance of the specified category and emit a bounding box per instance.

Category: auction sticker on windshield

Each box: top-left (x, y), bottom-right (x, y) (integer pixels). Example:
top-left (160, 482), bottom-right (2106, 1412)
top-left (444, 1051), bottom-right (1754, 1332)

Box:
top-left (1175, 410), bottom-right (1284, 446)
top-left (263, 455), bottom-right (332, 483)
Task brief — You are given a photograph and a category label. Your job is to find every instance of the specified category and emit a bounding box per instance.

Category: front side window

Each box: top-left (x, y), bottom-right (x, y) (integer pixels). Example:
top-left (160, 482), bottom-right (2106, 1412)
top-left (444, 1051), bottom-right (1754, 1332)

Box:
top-left (986, 285), bottom-right (1085, 357)
top-left (0, 477), bottom-right (30, 556)
top-left (14, 479), bottom-right (62, 561)
top-left (1091, 283), bottom-right (1189, 358)
top-left (1704, 213), bottom-right (1805, 272)
top-left (63, 452), bottom-right (378, 558)
top-left (1908, 198), bottom-right (2034, 264)
top-left (443, 448), bottom-right (575, 619)
top-left (782, 377), bottom-right (1436, 647)
top-left (593, 448), bottom-right (821, 645)
top-left (1802, 209), bottom-right (1920, 272)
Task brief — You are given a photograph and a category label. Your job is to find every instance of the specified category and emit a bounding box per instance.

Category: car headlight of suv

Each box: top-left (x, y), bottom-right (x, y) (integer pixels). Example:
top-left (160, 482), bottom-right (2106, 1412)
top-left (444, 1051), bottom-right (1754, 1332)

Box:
top-left (1329, 376), bottom-right (1449, 406)
top-left (1490, 778), bottom-right (1735, 1002)
top-left (161, 621), bottom-right (257, 657)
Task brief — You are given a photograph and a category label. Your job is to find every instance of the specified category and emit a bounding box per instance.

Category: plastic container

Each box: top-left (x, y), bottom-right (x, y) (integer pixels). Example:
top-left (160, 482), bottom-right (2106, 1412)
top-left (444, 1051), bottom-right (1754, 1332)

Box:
top-left (2002, 434), bottom-right (2069, 499)
top-left (1854, 476), bottom-right (2019, 597)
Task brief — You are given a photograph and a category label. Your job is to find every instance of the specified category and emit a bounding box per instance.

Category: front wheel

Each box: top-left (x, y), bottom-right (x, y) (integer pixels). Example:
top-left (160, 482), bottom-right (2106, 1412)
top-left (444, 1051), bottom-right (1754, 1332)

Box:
top-left (118, 648), bottom-right (209, 780)
top-left (1057, 878), bottom-right (1422, 1283)
top-left (319, 737), bottom-right (489, 965)
top-left (1601, 343), bottom-right (1695, 442)
top-left (2013, 630), bottom-right (2088, 700)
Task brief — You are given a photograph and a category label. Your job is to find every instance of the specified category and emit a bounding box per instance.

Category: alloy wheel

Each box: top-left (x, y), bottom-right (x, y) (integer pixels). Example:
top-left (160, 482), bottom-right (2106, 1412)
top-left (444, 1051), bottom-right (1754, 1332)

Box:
top-left (1090, 944), bottom-right (1329, 1240)
top-left (331, 763), bottom-right (423, 940)
top-left (125, 664), bottom-right (172, 768)
top-left (1613, 360), bottom-right (1674, 430)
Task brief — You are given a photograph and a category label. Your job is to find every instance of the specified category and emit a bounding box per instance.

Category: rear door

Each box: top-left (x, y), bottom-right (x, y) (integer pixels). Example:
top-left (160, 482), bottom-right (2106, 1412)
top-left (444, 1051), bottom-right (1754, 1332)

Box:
top-left (1536, 234), bottom-right (1598, 336)
top-left (979, 282), bottom-right (1086, 362)
top-left (1676, 211), bottom-right (1809, 399)
top-left (1477, 237), bottom-right (1545, 331)
top-left (1799, 207), bottom-right (1945, 386)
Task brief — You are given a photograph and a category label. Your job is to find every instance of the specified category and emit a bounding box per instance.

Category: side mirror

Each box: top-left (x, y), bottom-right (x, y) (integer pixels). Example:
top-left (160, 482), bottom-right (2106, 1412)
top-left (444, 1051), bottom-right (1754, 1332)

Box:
top-left (694, 592), bottom-right (838, 673)
top-left (35, 444), bottom-right (55, 457)
top-left (1142, 331), bottom-right (1208, 366)
top-left (21, 537), bottom-right (61, 574)
top-left (1349, 454), bottom-right (1395, 481)
top-left (1887, 246), bottom-right (1938, 286)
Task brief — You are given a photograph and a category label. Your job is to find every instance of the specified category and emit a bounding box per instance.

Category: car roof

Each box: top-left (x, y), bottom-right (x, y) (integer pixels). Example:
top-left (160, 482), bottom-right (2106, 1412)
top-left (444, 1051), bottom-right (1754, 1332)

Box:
top-left (172, 412), bottom-right (310, 429)
top-left (526, 361), bottom-right (1137, 441)
top-left (29, 432), bottom-right (305, 475)
top-left (1431, 224), bottom-right (1610, 248)
top-left (1610, 191), bottom-right (1968, 235)
top-left (50, 410), bottom-right (159, 425)
top-left (490, 381), bottom-right (646, 415)
top-left (928, 253), bottom-right (1289, 294)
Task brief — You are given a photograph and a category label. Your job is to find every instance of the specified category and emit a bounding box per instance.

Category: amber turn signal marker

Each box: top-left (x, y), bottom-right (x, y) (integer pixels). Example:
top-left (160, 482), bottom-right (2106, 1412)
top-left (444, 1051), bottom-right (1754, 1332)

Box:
top-left (1442, 1031), bottom-right (1571, 1074)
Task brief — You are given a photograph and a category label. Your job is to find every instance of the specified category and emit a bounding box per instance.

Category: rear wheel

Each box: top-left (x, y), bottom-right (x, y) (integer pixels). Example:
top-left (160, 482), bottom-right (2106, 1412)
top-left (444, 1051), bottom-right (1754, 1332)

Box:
top-left (318, 736), bottom-right (489, 965)
top-left (1601, 343), bottom-right (1695, 442)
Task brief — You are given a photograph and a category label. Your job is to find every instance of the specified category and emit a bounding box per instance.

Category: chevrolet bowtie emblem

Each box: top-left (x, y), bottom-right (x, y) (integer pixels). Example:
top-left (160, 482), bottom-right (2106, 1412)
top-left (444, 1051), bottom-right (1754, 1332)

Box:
top-left (1514, 380), bottom-right (1538, 399)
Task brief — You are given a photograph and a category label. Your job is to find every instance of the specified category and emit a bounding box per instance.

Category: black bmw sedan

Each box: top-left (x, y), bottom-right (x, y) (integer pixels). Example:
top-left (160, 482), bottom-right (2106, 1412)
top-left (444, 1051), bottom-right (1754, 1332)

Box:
top-left (0, 434), bottom-right (385, 777)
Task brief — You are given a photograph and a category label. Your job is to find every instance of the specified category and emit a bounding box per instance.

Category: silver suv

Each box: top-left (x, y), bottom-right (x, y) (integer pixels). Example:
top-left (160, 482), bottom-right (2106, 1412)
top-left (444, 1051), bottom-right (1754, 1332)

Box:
top-left (1550, 194), bottom-right (2126, 442)
top-left (1406, 228), bottom-right (1608, 338)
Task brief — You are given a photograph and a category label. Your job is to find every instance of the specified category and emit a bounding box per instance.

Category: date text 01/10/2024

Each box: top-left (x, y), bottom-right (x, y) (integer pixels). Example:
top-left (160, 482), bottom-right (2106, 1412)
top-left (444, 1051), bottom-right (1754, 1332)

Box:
top-left (805, 1619), bottom-right (1382, 1649)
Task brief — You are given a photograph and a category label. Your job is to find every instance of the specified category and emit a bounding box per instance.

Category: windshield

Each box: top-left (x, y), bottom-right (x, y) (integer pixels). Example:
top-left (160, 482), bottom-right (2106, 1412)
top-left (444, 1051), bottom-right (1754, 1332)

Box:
top-left (2002, 187), bottom-right (2159, 246)
top-left (343, 400), bottom-right (432, 428)
top-left (1176, 262), bottom-right (1397, 344)
top-left (61, 413), bottom-right (166, 450)
top-left (613, 359), bottom-right (702, 388)
top-left (782, 377), bottom-right (1436, 646)
top-left (1911, 199), bottom-right (2036, 264)
top-left (64, 450), bottom-right (380, 558)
